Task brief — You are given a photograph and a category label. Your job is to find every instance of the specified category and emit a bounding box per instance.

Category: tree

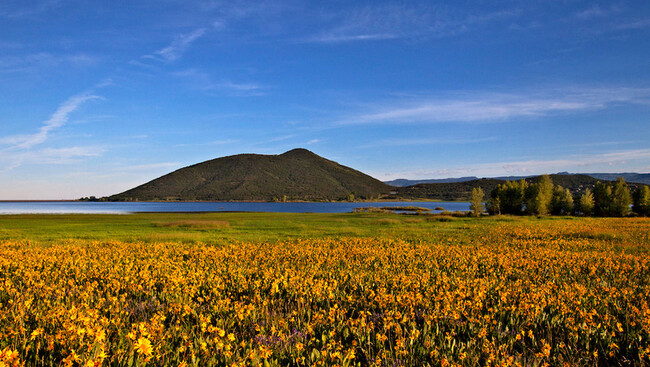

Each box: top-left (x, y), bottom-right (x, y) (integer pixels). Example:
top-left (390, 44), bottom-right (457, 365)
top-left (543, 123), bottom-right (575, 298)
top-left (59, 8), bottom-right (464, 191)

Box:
top-left (610, 177), bottom-right (632, 217)
top-left (486, 195), bottom-right (501, 215)
top-left (493, 180), bottom-right (527, 215)
top-left (525, 174), bottom-right (554, 215)
top-left (551, 186), bottom-right (574, 215)
top-left (593, 181), bottom-right (612, 216)
top-left (469, 187), bottom-right (485, 217)
top-left (578, 188), bottom-right (595, 216)
top-left (633, 185), bottom-right (650, 216)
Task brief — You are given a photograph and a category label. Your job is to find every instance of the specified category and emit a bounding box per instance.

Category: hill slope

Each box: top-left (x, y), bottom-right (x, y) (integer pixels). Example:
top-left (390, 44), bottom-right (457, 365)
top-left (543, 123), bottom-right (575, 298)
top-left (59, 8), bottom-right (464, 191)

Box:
top-left (109, 149), bottom-right (391, 201)
top-left (392, 179), bottom-right (505, 201)
top-left (586, 173), bottom-right (650, 185)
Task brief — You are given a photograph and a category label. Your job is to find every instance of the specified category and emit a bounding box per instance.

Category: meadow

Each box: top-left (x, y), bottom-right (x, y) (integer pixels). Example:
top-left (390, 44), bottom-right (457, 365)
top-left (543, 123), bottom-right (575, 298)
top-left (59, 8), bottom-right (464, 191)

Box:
top-left (0, 213), bottom-right (649, 366)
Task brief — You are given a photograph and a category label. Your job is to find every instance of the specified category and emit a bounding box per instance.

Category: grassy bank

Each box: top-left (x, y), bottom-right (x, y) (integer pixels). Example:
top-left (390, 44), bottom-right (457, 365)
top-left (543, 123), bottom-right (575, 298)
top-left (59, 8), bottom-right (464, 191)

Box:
top-left (0, 212), bottom-right (484, 245)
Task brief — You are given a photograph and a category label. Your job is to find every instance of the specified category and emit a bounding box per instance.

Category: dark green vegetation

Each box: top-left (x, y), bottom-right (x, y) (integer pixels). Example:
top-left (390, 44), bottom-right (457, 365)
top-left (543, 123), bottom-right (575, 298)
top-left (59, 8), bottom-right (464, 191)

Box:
top-left (391, 178), bottom-right (504, 201)
top-left (108, 149), bottom-right (391, 202)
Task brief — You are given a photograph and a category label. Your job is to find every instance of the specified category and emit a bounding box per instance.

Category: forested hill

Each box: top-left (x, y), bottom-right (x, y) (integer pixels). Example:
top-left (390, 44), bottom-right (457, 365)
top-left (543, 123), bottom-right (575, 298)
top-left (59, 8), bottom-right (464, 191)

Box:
top-left (390, 174), bottom-right (623, 201)
top-left (108, 149), bottom-right (392, 201)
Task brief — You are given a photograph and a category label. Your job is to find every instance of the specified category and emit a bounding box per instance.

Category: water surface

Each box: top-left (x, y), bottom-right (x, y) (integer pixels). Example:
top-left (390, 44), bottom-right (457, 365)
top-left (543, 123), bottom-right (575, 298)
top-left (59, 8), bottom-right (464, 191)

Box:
top-left (0, 201), bottom-right (470, 214)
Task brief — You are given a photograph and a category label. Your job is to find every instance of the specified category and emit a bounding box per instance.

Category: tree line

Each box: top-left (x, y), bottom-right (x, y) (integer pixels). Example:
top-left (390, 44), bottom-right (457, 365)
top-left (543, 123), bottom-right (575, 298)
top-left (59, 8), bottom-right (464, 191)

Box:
top-left (467, 175), bottom-right (650, 217)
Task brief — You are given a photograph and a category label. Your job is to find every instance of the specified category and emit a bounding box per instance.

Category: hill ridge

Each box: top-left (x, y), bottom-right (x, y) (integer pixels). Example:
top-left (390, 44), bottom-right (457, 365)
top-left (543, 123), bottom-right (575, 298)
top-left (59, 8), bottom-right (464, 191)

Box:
top-left (386, 172), bottom-right (650, 186)
top-left (109, 149), bottom-right (391, 202)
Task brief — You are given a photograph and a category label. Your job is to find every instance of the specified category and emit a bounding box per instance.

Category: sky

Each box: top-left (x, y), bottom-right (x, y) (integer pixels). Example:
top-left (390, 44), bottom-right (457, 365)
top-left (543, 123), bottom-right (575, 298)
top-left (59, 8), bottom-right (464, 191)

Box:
top-left (1, 1), bottom-right (649, 199)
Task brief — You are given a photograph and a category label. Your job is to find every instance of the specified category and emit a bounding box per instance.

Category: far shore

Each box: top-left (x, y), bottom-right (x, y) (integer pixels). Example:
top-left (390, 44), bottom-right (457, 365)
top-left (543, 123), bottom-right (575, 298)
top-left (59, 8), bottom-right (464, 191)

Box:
top-left (1, 198), bottom-right (464, 203)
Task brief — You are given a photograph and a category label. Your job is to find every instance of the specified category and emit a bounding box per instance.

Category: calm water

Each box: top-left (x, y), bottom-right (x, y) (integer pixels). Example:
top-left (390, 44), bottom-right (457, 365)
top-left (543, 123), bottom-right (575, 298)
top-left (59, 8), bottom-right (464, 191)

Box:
top-left (0, 201), bottom-right (470, 214)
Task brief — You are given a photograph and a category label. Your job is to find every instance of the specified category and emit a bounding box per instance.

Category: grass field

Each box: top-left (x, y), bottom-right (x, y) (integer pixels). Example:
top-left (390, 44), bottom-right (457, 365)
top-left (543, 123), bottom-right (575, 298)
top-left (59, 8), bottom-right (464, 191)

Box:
top-left (1, 213), bottom-right (649, 366)
top-left (0, 212), bottom-right (483, 245)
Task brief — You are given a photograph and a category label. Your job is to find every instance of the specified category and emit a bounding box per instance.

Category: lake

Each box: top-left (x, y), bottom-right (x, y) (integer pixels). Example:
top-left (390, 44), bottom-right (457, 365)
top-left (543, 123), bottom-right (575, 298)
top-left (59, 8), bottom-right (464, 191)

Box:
top-left (0, 201), bottom-right (470, 214)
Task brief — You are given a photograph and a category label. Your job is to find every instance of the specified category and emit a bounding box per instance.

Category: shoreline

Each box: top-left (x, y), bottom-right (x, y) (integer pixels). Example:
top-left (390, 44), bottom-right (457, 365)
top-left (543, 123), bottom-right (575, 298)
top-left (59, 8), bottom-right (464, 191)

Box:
top-left (2, 198), bottom-right (463, 203)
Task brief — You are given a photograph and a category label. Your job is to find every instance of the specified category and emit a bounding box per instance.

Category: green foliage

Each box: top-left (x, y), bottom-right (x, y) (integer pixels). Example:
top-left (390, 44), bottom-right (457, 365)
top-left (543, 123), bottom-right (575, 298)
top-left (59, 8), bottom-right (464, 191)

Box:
top-left (469, 187), bottom-right (484, 216)
top-left (611, 177), bottom-right (632, 217)
top-left (578, 188), bottom-right (595, 216)
top-left (551, 186), bottom-right (574, 215)
top-left (486, 195), bottom-right (501, 215)
top-left (525, 174), bottom-right (554, 215)
top-left (633, 185), bottom-right (650, 216)
top-left (486, 176), bottom-right (644, 218)
top-left (593, 181), bottom-right (613, 216)
top-left (492, 179), bottom-right (527, 215)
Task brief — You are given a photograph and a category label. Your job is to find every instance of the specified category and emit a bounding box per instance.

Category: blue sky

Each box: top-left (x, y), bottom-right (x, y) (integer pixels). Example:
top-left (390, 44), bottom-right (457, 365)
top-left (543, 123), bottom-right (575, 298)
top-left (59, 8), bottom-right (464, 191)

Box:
top-left (1, 0), bottom-right (649, 199)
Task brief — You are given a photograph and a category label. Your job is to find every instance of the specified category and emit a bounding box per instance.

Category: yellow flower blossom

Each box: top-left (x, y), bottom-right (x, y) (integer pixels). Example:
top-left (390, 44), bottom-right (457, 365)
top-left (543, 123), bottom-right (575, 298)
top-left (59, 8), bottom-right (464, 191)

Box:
top-left (134, 337), bottom-right (153, 358)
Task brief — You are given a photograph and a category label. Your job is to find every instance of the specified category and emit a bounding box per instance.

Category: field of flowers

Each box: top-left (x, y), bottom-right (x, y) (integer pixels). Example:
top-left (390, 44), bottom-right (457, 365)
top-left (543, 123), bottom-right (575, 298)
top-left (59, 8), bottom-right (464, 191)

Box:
top-left (1, 217), bottom-right (649, 366)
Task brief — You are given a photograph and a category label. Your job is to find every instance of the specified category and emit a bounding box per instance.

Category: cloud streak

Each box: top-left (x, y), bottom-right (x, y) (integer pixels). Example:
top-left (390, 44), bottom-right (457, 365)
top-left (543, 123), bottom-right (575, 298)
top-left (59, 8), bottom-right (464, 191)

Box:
top-left (0, 146), bottom-right (105, 172)
top-left (172, 68), bottom-right (266, 96)
top-left (617, 18), bottom-right (650, 30)
top-left (0, 0), bottom-right (62, 19)
top-left (303, 5), bottom-right (517, 43)
top-left (340, 87), bottom-right (650, 125)
top-left (361, 136), bottom-right (497, 149)
top-left (380, 149), bottom-right (650, 180)
top-left (1, 94), bottom-right (100, 149)
top-left (0, 53), bottom-right (98, 74)
top-left (147, 28), bottom-right (207, 62)
top-left (575, 5), bottom-right (620, 20)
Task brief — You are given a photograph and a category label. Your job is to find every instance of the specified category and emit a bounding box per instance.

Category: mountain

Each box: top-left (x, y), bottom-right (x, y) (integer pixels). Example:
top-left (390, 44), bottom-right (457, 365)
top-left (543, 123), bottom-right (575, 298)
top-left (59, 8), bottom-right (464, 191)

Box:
top-left (386, 172), bottom-right (650, 187)
top-left (385, 177), bottom-right (479, 186)
top-left (586, 173), bottom-right (650, 185)
top-left (108, 148), bottom-right (392, 201)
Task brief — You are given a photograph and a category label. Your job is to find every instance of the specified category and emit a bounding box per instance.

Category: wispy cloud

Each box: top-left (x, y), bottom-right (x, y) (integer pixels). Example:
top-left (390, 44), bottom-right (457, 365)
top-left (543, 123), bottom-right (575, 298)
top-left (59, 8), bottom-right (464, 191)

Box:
top-left (145, 28), bottom-right (207, 62)
top-left (617, 18), bottom-right (650, 30)
top-left (361, 136), bottom-right (497, 149)
top-left (474, 149), bottom-right (650, 176)
top-left (0, 0), bottom-right (62, 19)
top-left (379, 149), bottom-right (650, 180)
top-left (218, 81), bottom-right (265, 93)
top-left (303, 5), bottom-right (426, 43)
top-left (172, 68), bottom-right (266, 96)
top-left (574, 5), bottom-right (650, 32)
top-left (0, 53), bottom-right (98, 74)
top-left (575, 5), bottom-right (620, 20)
top-left (0, 94), bottom-right (100, 149)
top-left (175, 138), bottom-right (239, 147)
top-left (303, 5), bottom-right (517, 43)
top-left (340, 87), bottom-right (650, 125)
top-left (0, 146), bottom-right (105, 172)
top-left (117, 162), bottom-right (181, 172)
